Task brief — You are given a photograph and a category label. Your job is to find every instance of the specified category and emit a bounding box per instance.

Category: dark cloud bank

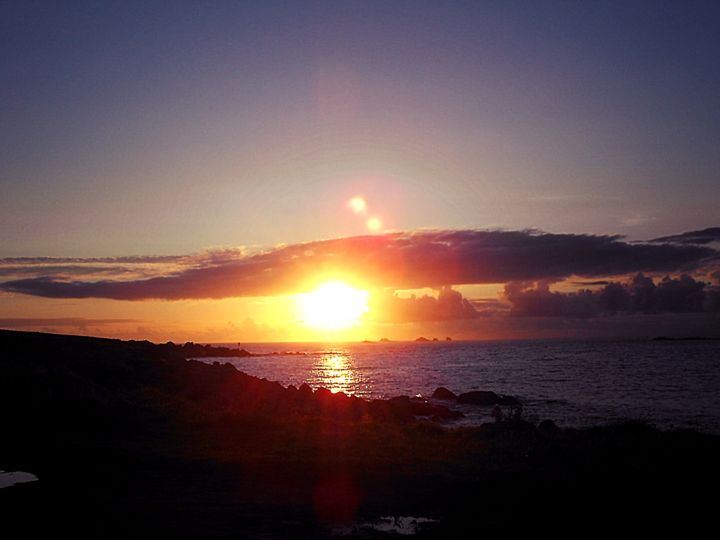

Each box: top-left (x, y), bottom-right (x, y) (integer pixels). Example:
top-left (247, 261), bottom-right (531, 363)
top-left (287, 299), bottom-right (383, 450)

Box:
top-left (505, 274), bottom-right (720, 318)
top-left (2, 229), bottom-right (718, 303)
top-left (372, 273), bottom-right (720, 323)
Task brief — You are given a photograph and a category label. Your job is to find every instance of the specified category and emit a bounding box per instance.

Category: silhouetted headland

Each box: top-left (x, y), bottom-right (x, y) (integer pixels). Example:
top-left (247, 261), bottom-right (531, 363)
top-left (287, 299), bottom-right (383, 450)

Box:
top-left (1, 329), bottom-right (718, 537)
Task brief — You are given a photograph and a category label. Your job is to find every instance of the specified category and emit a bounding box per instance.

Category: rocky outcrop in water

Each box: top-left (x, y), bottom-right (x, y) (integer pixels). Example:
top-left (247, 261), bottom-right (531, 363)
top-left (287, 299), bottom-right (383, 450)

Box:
top-left (457, 390), bottom-right (520, 406)
top-left (431, 387), bottom-right (519, 406)
top-left (431, 387), bottom-right (457, 400)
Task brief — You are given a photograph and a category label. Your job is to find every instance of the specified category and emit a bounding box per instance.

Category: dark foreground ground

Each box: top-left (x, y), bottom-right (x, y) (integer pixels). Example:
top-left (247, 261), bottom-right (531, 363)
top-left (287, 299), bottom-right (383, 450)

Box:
top-left (1, 329), bottom-right (718, 537)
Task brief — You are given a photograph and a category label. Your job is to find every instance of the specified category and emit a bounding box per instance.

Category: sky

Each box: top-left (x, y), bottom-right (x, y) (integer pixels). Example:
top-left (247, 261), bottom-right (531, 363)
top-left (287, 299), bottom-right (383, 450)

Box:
top-left (1, 1), bottom-right (719, 341)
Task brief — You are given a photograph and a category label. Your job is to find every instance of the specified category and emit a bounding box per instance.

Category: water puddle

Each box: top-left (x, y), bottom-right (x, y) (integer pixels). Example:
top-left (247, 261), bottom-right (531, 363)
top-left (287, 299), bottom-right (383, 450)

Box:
top-left (0, 471), bottom-right (38, 489)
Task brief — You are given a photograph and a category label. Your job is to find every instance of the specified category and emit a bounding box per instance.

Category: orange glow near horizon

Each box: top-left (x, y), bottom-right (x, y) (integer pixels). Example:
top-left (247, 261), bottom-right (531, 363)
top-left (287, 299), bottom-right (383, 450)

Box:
top-left (297, 281), bottom-right (369, 331)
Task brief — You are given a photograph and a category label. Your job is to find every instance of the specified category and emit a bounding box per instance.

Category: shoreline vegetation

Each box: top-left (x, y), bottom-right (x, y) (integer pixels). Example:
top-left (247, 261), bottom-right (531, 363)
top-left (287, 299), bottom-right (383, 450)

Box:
top-left (1, 329), bottom-right (718, 537)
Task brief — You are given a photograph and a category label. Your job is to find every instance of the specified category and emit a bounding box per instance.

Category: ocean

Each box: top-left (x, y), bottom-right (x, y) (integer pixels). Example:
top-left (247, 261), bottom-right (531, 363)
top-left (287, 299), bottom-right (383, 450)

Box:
top-left (196, 339), bottom-right (720, 432)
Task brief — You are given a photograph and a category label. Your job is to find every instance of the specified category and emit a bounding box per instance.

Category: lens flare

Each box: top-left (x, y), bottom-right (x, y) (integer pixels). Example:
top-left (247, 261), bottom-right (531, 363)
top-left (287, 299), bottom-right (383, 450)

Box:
top-left (348, 196), bottom-right (367, 214)
top-left (367, 217), bottom-right (382, 231)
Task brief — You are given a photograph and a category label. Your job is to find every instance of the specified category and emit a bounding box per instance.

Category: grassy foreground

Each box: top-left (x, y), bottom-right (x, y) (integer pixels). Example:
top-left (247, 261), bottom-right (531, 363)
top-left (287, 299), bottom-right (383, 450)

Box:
top-left (1, 329), bottom-right (718, 537)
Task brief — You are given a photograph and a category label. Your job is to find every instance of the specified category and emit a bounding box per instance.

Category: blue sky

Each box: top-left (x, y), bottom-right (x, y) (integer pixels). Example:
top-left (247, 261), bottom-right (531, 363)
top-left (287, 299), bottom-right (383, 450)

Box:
top-left (1, 0), bottom-right (719, 257)
top-left (1, 1), bottom-right (719, 341)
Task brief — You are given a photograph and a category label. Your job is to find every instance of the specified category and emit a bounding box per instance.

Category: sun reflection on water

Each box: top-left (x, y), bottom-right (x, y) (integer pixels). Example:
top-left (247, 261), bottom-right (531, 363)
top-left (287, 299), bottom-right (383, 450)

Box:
top-left (312, 353), bottom-right (360, 395)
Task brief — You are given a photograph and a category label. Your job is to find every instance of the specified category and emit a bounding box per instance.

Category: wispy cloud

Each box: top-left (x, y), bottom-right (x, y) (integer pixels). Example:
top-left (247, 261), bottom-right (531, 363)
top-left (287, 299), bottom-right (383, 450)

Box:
top-left (0, 249), bottom-right (248, 282)
top-left (649, 227), bottom-right (720, 245)
top-left (621, 214), bottom-right (656, 227)
top-left (0, 318), bottom-right (140, 328)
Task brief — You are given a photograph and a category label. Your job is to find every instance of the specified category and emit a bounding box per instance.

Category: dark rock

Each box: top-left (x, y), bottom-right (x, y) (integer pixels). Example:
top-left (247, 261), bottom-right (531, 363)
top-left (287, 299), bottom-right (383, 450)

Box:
top-left (458, 390), bottom-right (520, 406)
top-left (416, 336), bottom-right (430, 342)
top-left (370, 397), bottom-right (414, 422)
top-left (388, 395), bottom-right (411, 407)
top-left (500, 395), bottom-right (521, 406)
top-left (379, 395), bottom-right (464, 421)
top-left (410, 401), bottom-right (464, 420)
top-left (180, 341), bottom-right (254, 358)
top-left (314, 387), bottom-right (333, 400)
top-left (432, 387), bottom-right (457, 400)
top-left (538, 419), bottom-right (561, 436)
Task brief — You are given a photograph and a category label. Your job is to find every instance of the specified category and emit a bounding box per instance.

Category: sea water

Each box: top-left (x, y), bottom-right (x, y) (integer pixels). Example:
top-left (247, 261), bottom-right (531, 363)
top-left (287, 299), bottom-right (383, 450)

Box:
top-left (196, 339), bottom-right (720, 432)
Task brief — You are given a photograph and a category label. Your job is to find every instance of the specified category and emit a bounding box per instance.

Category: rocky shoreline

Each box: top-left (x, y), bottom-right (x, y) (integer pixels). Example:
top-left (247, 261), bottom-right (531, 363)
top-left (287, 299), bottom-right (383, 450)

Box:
top-left (1, 329), bottom-right (718, 537)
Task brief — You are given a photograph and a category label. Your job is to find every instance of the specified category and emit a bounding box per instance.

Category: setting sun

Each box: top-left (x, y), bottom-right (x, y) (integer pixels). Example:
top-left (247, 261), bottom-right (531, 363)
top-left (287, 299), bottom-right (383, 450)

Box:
top-left (297, 281), bottom-right (369, 331)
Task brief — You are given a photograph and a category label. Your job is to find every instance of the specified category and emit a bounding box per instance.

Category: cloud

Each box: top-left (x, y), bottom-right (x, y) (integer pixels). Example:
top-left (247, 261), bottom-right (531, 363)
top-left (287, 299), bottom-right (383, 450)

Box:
top-left (621, 214), bottom-right (656, 227)
top-left (0, 265), bottom-right (146, 278)
top-left (1, 228), bottom-right (717, 301)
top-left (503, 274), bottom-right (719, 317)
top-left (0, 255), bottom-right (188, 265)
top-left (370, 287), bottom-right (480, 323)
top-left (0, 318), bottom-right (140, 328)
top-left (469, 298), bottom-right (510, 317)
top-left (0, 249), bottom-right (247, 282)
top-left (649, 227), bottom-right (720, 245)
top-left (403, 312), bottom-right (720, 341)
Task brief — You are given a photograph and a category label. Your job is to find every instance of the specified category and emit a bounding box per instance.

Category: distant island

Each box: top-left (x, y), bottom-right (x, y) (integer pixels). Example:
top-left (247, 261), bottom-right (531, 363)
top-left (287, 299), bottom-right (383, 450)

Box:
top-left (652, 336), bottom-right (720, 341)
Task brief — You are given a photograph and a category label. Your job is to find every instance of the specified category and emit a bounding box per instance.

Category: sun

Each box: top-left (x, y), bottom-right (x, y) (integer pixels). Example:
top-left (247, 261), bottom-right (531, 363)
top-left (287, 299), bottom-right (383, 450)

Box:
top-left (298, 281), bottom-right (369, 331)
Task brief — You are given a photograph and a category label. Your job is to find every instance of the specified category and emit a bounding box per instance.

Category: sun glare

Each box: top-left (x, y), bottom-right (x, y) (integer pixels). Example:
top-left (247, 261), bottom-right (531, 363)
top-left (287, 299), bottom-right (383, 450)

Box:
top-left (298, 281), bottom-right (369, 331)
